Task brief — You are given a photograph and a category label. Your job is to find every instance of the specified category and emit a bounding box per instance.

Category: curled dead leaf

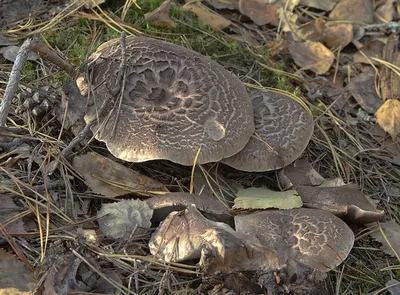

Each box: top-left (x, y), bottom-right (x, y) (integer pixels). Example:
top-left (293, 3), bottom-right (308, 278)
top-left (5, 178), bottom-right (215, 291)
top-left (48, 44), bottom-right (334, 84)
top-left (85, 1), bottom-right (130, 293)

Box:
top-left (289, 40), bottom-right (334, 75)
top-left (376, 99), bottom-right (400, 139)
top-left (72, 152), bottom-right (168, 198)
top-left (183, 2), bottom-right (231, 31)
top-left (144, 0), bottom-right (176, 29)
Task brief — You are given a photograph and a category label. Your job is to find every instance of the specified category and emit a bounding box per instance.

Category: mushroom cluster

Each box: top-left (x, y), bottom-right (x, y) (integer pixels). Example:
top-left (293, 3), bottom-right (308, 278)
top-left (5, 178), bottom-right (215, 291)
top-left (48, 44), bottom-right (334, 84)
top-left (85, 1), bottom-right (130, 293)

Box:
top-left (75, 36), bottom-right (382, 293)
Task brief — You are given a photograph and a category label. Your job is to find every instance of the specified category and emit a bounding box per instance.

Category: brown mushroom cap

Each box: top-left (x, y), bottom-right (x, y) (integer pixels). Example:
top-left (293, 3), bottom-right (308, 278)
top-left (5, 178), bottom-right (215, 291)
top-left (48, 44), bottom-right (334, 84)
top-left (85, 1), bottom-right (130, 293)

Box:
top-left (80, 36), bottom-right (254, 166)
top-left (235, 208), bottom-right (354, 271)
top-left (222, 90), bottom-right (313, 171)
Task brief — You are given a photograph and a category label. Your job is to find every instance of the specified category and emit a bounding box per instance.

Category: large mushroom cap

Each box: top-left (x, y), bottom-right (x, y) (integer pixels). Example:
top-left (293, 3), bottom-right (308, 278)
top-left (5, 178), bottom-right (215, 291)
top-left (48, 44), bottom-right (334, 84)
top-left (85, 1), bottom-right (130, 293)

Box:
top-left (80, 36), bottom-right (254, 166)
top-left (235, 208), bottom-right (354, 272)
top-left (222, 90), bottom-right (313, 171)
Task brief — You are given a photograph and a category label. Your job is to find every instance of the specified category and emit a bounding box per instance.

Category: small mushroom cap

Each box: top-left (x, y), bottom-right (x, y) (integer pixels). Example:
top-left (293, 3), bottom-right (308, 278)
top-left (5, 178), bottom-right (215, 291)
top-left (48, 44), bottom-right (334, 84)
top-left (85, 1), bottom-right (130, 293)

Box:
top-left (81, 36), bottom-right (254, 166)
top-left (235, 208), bottom-right (354, 271)
top-left (222, 90), bottom-right (313, 172)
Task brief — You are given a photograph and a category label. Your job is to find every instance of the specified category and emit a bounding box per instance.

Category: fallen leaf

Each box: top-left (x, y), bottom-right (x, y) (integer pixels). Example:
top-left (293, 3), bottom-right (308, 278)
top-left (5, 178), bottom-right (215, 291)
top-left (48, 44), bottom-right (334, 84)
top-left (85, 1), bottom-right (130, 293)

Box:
top-left (0, 195), bottom-right (26, 235)
top-left (329, 0), bottom-right (374, 24)
top-left (296, 184), bottom-right (385, 223)
top-left (369, 220), bottom-right (400, 258)
top-left (293, 17), bottom-right (325, 42)
top-left (233, 187), bottom-right (303, 210)
top-left (238, 0), bottom-right (280, 26)
top-left (375, 0), bottom-right (395, 23)
top-left (144, 0), bottom-right (176, 29)
top-left (73, 152), bottom-right (168, 198)
top-left (205, 0), bottom-right (239, 10)
top-left (379, 34), bottom-right (400, 101)
top-left (98, 199), bottom-right (153, 240)
top-left (323, 23), bottom-right (353, 49)
top-left (183, 2), bottom-right (231, 31)
top-left (299, 0), bottom-right (338, 11)
top-left (0, 45), bottom-right (39, 62)
top-left (0, 249), bottom-right (36, 295)
top-left (43, 250), bottom-right (94, 294)
top-left (346, 72), bottom-right (383, 114)
top-left (289, 40), bottom-right (334, 75)
top-left (376, 99), bottom-right (400, 139)
top-left (353, 39), bottom-right (385, 64)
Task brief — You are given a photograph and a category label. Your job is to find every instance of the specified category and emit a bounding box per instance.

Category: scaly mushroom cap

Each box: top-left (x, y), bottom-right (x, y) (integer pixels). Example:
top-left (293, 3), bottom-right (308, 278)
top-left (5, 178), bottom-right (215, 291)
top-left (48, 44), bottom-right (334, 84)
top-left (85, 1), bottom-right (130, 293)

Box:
top-left (222, 90), bottom-right (313, 171)
top-left (80, 36), bottom-right (254, 166)
top-left (235, 208), bottom-right (354, 271)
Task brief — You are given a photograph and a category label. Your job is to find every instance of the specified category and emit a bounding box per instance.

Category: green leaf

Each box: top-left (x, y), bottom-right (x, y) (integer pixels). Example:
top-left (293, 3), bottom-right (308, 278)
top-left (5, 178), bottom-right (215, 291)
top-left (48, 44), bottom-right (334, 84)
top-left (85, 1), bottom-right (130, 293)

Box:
top-left (233, 187), bottom-right (303, 210)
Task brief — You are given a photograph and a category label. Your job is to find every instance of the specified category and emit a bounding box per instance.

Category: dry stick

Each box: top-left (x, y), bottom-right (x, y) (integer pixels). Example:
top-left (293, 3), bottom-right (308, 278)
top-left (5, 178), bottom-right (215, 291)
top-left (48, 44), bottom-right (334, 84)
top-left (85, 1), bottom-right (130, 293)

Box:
top-left (0, 37), bottom-right (76, 126)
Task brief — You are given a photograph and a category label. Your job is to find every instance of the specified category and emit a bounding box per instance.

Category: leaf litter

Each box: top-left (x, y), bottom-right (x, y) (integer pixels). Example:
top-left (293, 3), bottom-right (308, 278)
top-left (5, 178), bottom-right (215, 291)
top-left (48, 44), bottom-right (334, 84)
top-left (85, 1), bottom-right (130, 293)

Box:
top-left (0, 0), bottom-right (400, 294)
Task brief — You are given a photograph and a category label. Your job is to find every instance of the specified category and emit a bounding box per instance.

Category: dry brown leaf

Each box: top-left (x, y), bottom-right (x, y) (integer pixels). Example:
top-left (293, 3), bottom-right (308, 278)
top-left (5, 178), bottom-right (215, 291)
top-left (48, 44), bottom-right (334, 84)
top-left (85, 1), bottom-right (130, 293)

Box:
top-left (376, 99), bottom-right (400, 139)
top-left (353, 40), bottom-right (385, 65)
top-left (329, 0), bottom-right (374, 24)
top-left (292, 17), bottom-right (325, 42)
top-left (369, 220), bottom-right (400, 258)
top-left (0, 249), bottom-right (36, 295)
top-left (379, 34), bottom-right (400, 101)
top-left (183, 2), bottom-right (231, 31)
top-left (144, 0), bottom-right (176, 29)
top-left (323, 23), bottom-right (353, 49)
top-left (299, 0), bottom-right (338, 11)
top-left (346, 72), bottom-right (383, 114)
top-left (72, 152), bottom-right (168, 198)
top-left (238, 0), bottom-right (280, 26)
top-left (0, 195), bottom-right (26, 235)
top-left (289, 40), bottom-right (334, 75)
top-left (375, 0), bottom-right (395, 23)
top-left (205, 0), bottom-right (239, 10)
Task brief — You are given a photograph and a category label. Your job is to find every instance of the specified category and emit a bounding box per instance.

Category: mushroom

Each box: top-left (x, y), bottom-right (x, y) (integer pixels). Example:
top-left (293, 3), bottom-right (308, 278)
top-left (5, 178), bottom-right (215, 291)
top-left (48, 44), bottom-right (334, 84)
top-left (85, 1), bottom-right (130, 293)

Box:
top-left (222, 90), bottom-right (314, 171)
top-left (235, 208), bottom-right (354, 272)
top-left (79, 36), bottom-right (255, 166)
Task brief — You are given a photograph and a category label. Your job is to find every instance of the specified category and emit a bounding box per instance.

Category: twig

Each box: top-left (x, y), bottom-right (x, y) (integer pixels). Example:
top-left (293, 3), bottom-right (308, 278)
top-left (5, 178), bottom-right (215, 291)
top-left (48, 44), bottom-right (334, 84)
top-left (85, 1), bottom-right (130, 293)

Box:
top-left (0, 38), bottom-right (34, 126)
top-left (0, 223), bottom-right (35, 272)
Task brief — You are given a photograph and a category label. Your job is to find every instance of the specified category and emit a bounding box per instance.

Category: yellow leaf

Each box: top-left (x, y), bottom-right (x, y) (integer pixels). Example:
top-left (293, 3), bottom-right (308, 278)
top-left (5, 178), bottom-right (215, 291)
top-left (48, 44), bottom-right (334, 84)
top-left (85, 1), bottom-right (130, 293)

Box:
top-left (376, 99), bottom-right (400, 139)
top-left (183, 2), bottom-right (231, 31)
top-left (288, 40), bottom-right (334, 75)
